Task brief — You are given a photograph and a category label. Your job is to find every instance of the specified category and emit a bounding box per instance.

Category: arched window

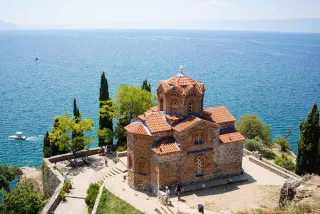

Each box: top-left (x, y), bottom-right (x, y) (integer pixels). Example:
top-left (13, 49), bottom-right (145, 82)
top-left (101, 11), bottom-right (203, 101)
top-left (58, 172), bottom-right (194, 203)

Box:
top-left (196, 156), bottom-right (204, 176)
top-left (136, 157), bottom-right (148, 176)
top-left (171, 99), bottom-right (178, 113)
top-left (160, 97), bottom-right (164, 111)
top-left (194, 132), bottom-right (204, 145)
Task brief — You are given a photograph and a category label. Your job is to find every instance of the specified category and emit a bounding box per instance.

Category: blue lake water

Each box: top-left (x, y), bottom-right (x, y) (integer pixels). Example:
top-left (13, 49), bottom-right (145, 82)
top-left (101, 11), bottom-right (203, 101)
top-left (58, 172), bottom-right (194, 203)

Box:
top-left (0, 30), bottom-right (319, 167)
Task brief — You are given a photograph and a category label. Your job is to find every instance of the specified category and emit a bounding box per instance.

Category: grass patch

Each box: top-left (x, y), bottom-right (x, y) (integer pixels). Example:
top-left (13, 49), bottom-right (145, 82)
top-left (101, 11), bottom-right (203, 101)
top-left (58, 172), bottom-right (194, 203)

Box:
top-left (97, 188), bottom-right (144, 214)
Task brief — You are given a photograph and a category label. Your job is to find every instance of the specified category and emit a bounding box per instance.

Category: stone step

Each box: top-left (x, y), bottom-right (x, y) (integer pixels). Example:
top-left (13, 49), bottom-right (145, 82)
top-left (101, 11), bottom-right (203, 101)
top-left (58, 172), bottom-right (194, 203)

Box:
top-left (160, 207), bottom-right (169, 214)
top-left (116, 162), bottom-right (127, 173)
top-left (111, 167), bottom-right (121, 174)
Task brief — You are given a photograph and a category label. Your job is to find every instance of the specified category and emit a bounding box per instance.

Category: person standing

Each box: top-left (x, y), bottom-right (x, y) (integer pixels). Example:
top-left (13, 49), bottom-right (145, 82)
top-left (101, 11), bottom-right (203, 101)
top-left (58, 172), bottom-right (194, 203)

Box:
top-left (176, 183), bottom-right (182, 200)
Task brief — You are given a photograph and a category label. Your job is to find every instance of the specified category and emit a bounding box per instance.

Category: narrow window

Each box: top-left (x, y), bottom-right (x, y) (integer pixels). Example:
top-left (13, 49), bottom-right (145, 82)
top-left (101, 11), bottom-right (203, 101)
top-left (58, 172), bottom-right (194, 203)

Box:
top-left (194, 133), bottom-right (203, 145)
top-left (196, 157), bottom-right (203, 176)
top-left (188, 101), bottom-right (193, 113)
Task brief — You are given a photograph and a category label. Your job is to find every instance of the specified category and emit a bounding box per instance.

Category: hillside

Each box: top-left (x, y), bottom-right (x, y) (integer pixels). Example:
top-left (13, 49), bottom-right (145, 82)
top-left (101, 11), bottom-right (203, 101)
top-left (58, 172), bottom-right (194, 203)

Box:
top-left (0, 21), bottom-right (19, 30)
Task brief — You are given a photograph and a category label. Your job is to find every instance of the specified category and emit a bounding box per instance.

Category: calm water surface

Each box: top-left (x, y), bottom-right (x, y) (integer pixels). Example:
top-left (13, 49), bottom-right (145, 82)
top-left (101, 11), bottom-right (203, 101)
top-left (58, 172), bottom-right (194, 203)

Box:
top-left (0, 30), bottom-right (319, 167)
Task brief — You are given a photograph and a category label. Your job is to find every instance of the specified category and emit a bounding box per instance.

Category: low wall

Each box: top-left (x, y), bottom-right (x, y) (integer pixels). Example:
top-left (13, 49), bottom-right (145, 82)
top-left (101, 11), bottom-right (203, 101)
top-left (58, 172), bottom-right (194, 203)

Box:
top-left (48, 148), bottom-right (100, 163)
top-left (117, 151), bottom-right (127, 157)
top-left (91, 181), bottom-right (105, 214)
top-left (41, 159), bottom-right (64, 214)
top-left (249, 157), bottom-right (299, 180)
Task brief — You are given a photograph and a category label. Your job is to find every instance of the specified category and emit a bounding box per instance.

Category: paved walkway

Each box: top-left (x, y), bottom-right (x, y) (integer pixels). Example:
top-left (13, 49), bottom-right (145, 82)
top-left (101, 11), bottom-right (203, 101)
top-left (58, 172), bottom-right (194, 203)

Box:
top-left (54, 155), bottom-right (122, 214)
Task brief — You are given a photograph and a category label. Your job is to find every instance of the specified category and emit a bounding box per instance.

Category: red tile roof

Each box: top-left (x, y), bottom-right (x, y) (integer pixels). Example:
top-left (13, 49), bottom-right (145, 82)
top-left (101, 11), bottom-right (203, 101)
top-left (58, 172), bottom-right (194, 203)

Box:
top-left (145, 112), bottom-right (171, 133)
top-left (152, 141), bottom-right (180, 155)
top-left (158, 74), bottom-right (205, 94)
top-left (219, 131), bottom-right (245, 144)
top-left (125, 122), bottom-right (150, 136)
top-left (204, 106), bottom-right (236, 124)
top-left (173, 116), bottom-right (219, 132)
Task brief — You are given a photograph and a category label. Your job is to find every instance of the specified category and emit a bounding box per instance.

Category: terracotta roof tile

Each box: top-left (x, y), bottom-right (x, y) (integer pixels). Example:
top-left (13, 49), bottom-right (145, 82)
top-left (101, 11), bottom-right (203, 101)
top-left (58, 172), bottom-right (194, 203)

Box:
top-left (173, 116), bottom-right (219, 132)
top-left (138, 106), bottom-right (158, 120)
top-left (166, 114), bottom-right (181, 122)
top-left (219, 131), bottom-right (245, 144)
top-left (145, 112), bottom-right (171, 133)
top-left (125, 122), bottom-right (150, 136)
top-left (204, 106), bottom-right (236, 124)
top-left (152, 141), bottom-right (180, 155)
top-left (159, 74), bottom-right (205, 94)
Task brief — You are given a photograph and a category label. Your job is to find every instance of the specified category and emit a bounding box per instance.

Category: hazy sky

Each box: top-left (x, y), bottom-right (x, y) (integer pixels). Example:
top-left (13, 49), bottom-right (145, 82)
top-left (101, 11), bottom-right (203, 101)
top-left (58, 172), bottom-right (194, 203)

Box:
top-left (1, 0), bottom-right (319, 28)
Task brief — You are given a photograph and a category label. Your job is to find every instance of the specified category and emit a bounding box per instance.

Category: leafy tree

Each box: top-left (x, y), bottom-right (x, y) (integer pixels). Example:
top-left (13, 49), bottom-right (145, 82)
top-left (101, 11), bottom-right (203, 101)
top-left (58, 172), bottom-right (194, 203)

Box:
top-left (98, 72), bottom-right (113, 146)
top-left (0, 165), bottom-right (22, 192)
top-left (275, 154), bottom-right (296, 172)
top-left (272, 136), bottom-right (292, 152)
top-left (0, 179), bottom-right (45, 214)
top-left (49, 112), bottom-right (94, 155)
top-left (141, 79), bottom-right (151, 92)
top-left (236, 114), bottom-right (271, 143)
top-left (113, 84), bottom-right (156, 144)
top-left (296, 103), bottom-right (320, 175)
top-left (43, 131), bottom-right (54, 158)
top-left (72, 98), bottom-right (84, 150)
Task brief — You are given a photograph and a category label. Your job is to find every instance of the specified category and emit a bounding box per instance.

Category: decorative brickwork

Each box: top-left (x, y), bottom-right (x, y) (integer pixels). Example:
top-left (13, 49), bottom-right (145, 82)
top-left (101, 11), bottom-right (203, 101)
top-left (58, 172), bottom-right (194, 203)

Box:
top-left (125, 72), bottom-right (244, 194)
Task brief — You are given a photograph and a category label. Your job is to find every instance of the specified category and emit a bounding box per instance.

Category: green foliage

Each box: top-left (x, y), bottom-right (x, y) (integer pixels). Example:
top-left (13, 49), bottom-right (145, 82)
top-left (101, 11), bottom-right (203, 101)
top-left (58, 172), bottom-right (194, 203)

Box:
top-left (113, 157), bottom-right (119, 164)
top-left (0, 164), bottom-right (22, 191)
top-left (259, 148), bottom-right (277, 160)
top-left (0, 179), bottom-right (45, 214)
top-left (244, 137), bottom-right (264, 152)
top-left (113, 84), bottom-right (156, 144)
top-left (275, 154), bottom-right (296, 172)
top-left (97, 127), bottom-right (113, 146)
top-left (49, 112), bottom-right (94, 155)
top-left (99, 72), bottom-right (113, 146)
top-left (141, 79), bottom-right (151, 92)
top-left (97, 188), bottom-right (143, 214)
top-left (296, 103), bottom-right (320, 175)
top-left (62, 178), bottom-right (72, 193)
top-left (85, 183), bottom-right (100, 213)
top-left (236, 114), bottom-right (271, 143)
top-left (272, 136), bottom-right (292, 152)
top-left (116, 145), bottom-right (126, 152)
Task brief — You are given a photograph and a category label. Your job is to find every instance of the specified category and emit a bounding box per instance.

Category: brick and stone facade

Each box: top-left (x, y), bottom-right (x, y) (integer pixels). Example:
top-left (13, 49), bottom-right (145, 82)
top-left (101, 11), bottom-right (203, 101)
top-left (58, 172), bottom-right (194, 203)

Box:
top-left (125, 72), bottom-right (245, 194)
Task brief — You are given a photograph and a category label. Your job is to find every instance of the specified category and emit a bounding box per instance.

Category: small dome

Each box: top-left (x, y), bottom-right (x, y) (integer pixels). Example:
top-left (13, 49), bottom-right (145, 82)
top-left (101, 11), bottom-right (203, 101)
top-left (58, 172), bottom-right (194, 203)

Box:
top-left (167, 73), bottom-right (200, 86)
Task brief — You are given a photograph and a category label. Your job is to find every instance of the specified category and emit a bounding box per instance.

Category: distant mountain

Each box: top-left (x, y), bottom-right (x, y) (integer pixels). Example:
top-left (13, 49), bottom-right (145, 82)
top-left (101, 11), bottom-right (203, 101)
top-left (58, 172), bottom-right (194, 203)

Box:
top-left (0, 21), bottom-right (19, 30)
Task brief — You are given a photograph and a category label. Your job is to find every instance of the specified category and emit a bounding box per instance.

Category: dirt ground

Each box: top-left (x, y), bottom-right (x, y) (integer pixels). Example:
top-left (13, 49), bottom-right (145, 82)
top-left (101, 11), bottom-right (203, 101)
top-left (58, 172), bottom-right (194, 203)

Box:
top-left (183, 182), bottom-right (281, 213)
top-left (20, 166), bottom-right (43, 192)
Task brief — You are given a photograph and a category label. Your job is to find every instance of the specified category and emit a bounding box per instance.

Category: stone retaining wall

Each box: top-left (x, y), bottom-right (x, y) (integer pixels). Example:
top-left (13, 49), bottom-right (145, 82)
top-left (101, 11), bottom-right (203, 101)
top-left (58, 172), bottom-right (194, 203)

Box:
top-left (117, 151), bottom-right (127, 157)
top-left (249, 156), bottom-right (298, 179)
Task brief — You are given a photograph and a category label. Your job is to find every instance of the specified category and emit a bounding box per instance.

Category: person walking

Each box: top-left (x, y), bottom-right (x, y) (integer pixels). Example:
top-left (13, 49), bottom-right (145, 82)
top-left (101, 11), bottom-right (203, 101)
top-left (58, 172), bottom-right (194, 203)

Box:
top-left (104, 155), bottom-right (108, 166)
top-left (176, 183), bottom-right (182, 200)
top-left (165, 186), bottom-right (170, 205)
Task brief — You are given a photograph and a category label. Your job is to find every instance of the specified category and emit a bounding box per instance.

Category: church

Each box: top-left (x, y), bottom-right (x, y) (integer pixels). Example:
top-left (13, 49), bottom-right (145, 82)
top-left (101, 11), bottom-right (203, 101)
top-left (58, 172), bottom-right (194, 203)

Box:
top-left (125, 68), bottom-right (245, 194)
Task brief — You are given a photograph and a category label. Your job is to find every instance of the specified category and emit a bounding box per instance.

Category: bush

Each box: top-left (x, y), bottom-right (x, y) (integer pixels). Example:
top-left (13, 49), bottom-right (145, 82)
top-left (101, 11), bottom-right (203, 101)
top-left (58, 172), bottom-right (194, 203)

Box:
top-left (113, 157), bottom-right (119, 164)
top-left (244, 137), bottom-right (264, 152)
top-left (272, 136), bottom-right (292, 152)
top-left (259, 148), bottom-right (277, 160)
top-left (85, 183), bottom-right (100, 213)
top-left (275, 154), bottom-right (296, 172)
top-left (116, 145), bottom-right (126, 152)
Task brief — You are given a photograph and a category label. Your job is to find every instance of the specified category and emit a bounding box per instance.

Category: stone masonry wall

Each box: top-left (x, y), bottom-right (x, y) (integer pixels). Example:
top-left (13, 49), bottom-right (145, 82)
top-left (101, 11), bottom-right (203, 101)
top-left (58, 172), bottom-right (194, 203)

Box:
top-left (42, 159), bottom-right (63, 198)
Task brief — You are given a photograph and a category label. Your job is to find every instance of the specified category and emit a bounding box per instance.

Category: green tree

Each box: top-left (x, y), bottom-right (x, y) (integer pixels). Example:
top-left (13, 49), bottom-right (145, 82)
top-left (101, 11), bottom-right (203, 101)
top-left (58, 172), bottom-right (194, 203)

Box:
top-left (272, 136), bottom-right (292, 152)
top-left (0, 179), bottom-right (45, 214)
top-left (114, 84), bottom-right (156, 144)
top-left (43, 131), bottom-right (53, 158)
top-left (275, 154), bottom-right (296, 172)
top-left (244, 137), bottom-right (264, 152)
top-left (296, 103), bottom-right (320, 175)
top-left (49, 112), bottom-right (94, 155)
top-left (98, 72), bottom-right (113, 146)
top-left (72, 98), bottom-right (84, 150)
top-left (236, 114), bottom-right (271, 143)
top-left (0, 165), bottom-right (22, 192)
top-left (141, 79), bottom-right (151, 92)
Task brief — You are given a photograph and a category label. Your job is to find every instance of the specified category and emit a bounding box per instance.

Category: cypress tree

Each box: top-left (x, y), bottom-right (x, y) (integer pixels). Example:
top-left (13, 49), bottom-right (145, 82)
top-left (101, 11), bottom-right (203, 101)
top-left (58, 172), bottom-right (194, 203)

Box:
top-left (99, 72), bottom-right (113, 146)
top-left (72, 97), bottom-right (84, 151)
top-left (141, 79), bottom-right (151, 92)
top-left (43, 131), bottom-right (51, 158)
top-left (296, 103), bottom-right (320, 175)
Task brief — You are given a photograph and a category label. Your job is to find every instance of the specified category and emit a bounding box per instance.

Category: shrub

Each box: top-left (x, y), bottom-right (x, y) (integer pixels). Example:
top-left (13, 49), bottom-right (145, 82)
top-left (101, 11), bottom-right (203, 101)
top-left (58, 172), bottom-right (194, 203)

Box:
top-left (272, 136), bottom-right (292, 152)
top-left (259, 148), bottom-right (277, 160)
top-left (116, 145), bottom-right (126, 152)
top-left (113, 157), bottom-right (119, 164)
top-left (244, 137), bottom-right (264, 152)
top-left (275, 154), bottom-right (296, 172)
top-left (85, 183), bottom-right (100, 213)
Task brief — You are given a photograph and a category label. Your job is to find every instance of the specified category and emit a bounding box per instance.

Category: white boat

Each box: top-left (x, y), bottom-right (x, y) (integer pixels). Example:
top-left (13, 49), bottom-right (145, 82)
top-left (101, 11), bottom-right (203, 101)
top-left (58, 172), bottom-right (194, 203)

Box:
top-left (8, 132), bottom-right (27, 140)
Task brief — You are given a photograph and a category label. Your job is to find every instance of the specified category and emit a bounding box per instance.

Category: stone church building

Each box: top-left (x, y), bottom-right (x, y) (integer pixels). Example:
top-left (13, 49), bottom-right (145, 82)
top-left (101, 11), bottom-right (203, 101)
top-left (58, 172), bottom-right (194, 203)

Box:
top-left (125, 71), bottom-right (245, 194)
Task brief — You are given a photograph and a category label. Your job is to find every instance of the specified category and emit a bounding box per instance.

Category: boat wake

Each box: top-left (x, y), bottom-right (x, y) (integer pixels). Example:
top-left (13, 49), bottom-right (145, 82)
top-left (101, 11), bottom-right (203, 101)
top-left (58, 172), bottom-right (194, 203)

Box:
top-left (25, 135), bottom-right (43, 141)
